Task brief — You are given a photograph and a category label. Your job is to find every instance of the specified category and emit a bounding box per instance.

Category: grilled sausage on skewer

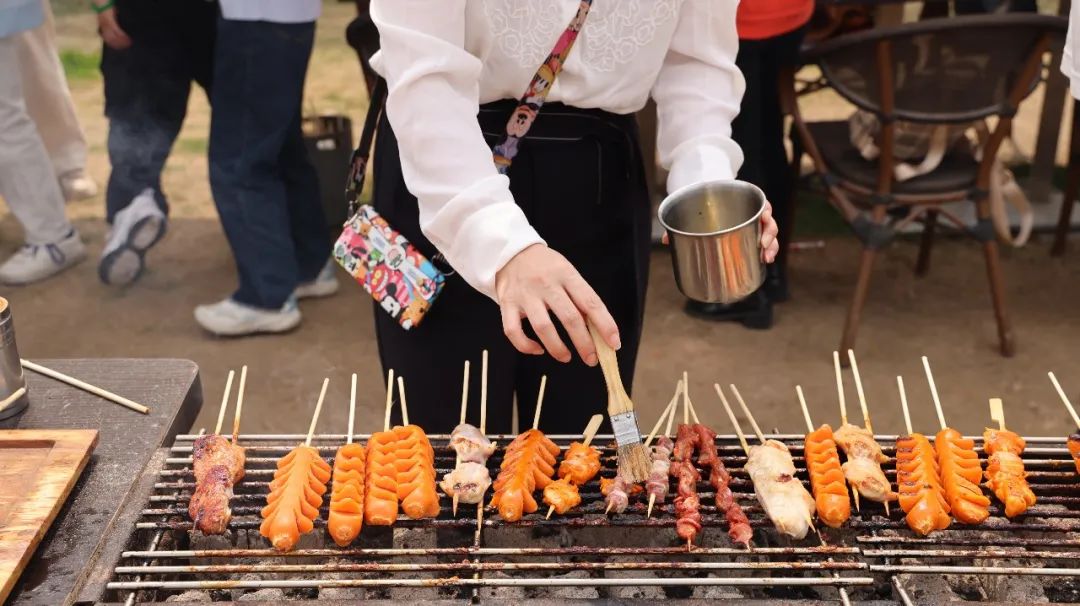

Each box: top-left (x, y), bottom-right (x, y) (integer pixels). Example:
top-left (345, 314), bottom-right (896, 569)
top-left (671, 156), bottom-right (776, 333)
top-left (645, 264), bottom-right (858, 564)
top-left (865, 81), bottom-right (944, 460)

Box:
top-left (393, 424), bottom-right (441, 519)
top-left (804, 424), bottom-right (851, 529)
top-left (935, 428), bottom-right (990, 524)
top-left (364, 430), bottom-right (400, 526)
top-left (983, 428), bottom-right (1036, 518)
top-left (260, 445), bottom-right (332, 551)
top-left (327, 442), bottom-right (366, 546)
top-left (895, 432), bottom-right (951, 535)
top-left (490, 429), bottom-right (559, 521)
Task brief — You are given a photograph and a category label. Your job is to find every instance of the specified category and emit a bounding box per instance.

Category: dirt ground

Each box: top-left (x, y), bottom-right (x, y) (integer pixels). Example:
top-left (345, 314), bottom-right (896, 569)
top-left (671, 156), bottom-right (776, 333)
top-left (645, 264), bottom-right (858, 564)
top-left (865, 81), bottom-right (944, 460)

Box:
top-left (2, 3), bottom-right (1079, 438)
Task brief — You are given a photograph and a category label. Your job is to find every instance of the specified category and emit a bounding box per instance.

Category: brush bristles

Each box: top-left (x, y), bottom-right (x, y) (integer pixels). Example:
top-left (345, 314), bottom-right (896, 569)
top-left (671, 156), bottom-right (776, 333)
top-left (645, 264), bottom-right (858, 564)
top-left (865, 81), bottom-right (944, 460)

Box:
top-left (616, 441), bottom-right (652, 483)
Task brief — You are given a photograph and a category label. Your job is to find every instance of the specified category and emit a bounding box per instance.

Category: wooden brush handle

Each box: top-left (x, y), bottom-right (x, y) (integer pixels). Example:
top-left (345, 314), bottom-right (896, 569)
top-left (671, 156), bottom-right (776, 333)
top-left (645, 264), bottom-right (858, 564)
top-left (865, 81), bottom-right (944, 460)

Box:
top-left (588, 323), bottom-right (633, 415)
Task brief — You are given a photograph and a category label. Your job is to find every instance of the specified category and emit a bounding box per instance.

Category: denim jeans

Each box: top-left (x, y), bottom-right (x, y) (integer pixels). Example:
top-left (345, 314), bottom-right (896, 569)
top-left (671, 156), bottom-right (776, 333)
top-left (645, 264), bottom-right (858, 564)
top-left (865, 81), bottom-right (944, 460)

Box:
top-left (208, 17), bottom-right (329, 310)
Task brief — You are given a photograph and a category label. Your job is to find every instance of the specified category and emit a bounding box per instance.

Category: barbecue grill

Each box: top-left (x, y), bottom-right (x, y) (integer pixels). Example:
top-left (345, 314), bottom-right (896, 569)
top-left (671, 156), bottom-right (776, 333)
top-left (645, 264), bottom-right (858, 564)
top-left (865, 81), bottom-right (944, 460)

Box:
top-left (93, 431), bottom-right (1080, 604)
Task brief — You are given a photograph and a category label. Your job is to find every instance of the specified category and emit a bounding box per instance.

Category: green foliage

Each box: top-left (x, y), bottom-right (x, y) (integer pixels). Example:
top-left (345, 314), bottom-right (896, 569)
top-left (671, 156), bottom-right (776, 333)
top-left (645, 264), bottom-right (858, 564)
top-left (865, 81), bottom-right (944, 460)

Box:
top-left (60, 49), bottom-right (100, 80)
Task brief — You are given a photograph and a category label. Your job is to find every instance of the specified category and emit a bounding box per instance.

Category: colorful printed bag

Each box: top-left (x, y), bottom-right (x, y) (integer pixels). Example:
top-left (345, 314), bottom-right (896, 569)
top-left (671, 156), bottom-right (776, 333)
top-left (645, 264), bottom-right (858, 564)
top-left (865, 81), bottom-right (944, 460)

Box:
top-left (334, 0), bottom-right (595, 329)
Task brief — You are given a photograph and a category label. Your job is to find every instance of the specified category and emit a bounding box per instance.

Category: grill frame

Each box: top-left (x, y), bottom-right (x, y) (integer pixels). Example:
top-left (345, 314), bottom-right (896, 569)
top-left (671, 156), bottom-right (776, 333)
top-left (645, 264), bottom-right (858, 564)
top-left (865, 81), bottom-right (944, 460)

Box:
top-left (96, 432), bottom-right (1080, 604)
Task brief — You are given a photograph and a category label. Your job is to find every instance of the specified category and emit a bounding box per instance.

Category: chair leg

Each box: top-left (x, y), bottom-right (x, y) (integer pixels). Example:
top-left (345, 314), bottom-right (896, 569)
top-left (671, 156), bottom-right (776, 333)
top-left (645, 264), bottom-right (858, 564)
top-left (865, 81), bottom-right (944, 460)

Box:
top-left (1052, 160), bottom-right (1080, 256)
top-left (981, 239), bottom-right (1015, 357)
top-left (839, 245), bottom-right (880, 364)
top-left (915, 209), bottom-right (939, 276)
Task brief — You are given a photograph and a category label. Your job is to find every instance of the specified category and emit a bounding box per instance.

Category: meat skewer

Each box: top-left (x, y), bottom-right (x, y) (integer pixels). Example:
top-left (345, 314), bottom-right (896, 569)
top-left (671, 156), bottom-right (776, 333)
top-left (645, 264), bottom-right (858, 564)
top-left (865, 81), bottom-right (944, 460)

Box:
top-left (489, 376), bottom-right (560, 522)
top-left (983, 398), bottom-right (1036, 518)
top-left (1049, 372), bottom-right (1080, 474)
top-left (544, 414), bottom-right (603, 518)
top-left (796, 385), bottom-right (851, 529)
top-left (190, 367), bottom-right (248, 535)
top-left (260, 378), bottom-right (333, 551)
top-left (718, 384), bottom-right (815, 540)
top-left (895, 375), bottom-right (951, 536)
top-left (923, 356), bottom-right (990, 525)
top-left (645, 381), bottom-right (682, 518)
top-left (671, 389), bottom-right (702, 548)
top-left (441, 358), bottom-right (495, 515)
top-left (328, 373), bottom-right (366, 546)
top-left (833, 350), bottom-right (897, 512)
top-left (686, 391), bottom-right (753, 548)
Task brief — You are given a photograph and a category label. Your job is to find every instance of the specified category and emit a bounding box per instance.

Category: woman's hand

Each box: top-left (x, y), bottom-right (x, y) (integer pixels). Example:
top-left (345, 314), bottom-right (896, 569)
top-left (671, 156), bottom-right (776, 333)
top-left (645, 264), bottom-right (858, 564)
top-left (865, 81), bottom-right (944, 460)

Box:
top-left (494, 244), bottom-right (620, 366)
top-left (661, 200), bottom-right (780, 263)
top-left (97, 7), bottom-right (132, 50)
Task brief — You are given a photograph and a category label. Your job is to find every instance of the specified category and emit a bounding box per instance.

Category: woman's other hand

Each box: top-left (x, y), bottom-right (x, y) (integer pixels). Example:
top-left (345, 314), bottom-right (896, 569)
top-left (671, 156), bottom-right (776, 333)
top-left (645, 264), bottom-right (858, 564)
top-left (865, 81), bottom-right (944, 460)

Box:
top-left (494, 244), bottom-right (620, 366)
top-left (97, 7), bottom-right (132, 50)
top-left (661, 199), bottom-right (780, 263)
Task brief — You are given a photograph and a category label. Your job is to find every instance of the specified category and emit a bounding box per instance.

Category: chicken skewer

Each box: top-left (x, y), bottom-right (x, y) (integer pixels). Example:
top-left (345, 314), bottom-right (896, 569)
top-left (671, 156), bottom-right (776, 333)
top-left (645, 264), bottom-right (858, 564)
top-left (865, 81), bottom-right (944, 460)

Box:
top-left (1049, 372), bottom-right (1080, 474)
top-left (489, 375), bottom-right (559, 522)
top-left (719, 384), bottom-right (816, 540)
top-left (797, 385), bottom-right (851, 529)
top-left (895, 375), bottom-right (951, 536)
top-left (922, 356), bottom-right (990, 525)
top-left (190, 368), bottom-right (248, 535)
top-left (983, 398), bottom-right (1036, 518)
top-left (544, 414), bottom-right (604, 518)
top-left (646, 381), bottom-right (682, 518)
top-left (328, 374), bottom-right (366, 546)
top-left (686, 392), bottom-right (753, 548)
top-left (833, 351), bottom-right (897, 513)
top-left (441, 358), bottom-right (496, 515)
top-left (260, 378), bottom-right (333, 551)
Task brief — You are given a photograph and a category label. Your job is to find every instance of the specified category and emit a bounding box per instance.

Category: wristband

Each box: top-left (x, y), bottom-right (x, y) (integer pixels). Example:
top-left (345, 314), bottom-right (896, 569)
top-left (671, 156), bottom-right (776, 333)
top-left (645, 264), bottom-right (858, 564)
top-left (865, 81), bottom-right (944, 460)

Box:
top-left (91, 0), bottom-right (114, 14)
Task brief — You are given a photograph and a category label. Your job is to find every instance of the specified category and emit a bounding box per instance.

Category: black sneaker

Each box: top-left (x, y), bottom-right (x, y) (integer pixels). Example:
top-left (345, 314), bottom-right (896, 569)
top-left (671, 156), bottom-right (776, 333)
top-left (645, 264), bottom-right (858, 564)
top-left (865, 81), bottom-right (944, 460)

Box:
top-left (684, 289), bottom-right (773, 330)
top-left (764, 264), bottom-right (789, 303)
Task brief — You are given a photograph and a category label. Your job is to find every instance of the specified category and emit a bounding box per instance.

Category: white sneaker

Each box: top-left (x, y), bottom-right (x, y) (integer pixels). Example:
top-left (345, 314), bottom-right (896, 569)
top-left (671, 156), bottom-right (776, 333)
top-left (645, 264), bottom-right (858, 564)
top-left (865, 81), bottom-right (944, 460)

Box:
top-left (99, 188), bottom-right (167, 286)
top-left (194, 296), bottom-right (301, 337)
top-left (59, 170), bottom-right (98, 202)
top-left (294, 259), bottom-right (340, 299)
top-left (0, 230), bottom-right (86, 285)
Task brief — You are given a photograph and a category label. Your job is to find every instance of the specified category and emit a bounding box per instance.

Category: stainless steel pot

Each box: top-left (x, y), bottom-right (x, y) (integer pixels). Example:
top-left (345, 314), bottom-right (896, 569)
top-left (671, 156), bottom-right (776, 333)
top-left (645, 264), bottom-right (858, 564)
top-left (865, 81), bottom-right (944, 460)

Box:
top-left (0, 297), bottom-right (28, 427)
top-left (658, 180), bottom-right (766, 304)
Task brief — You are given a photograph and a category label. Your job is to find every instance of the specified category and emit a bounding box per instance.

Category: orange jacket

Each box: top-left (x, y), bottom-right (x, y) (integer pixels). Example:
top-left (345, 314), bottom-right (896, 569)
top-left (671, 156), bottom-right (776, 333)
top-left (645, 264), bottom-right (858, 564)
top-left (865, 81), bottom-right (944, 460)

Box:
top-left (736, 0), bottom-right (814, 41)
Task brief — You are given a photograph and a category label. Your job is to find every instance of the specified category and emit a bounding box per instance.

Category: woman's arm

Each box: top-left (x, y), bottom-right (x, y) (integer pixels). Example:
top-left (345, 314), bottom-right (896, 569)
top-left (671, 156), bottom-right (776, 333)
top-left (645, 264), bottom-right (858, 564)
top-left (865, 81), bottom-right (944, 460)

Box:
top-left (370, 0), bottom-right (619, 364)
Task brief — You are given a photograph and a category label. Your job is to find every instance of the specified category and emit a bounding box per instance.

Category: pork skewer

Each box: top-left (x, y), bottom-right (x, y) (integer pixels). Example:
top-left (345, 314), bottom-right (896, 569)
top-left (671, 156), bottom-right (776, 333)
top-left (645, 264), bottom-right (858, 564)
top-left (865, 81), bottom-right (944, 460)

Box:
top-left (544, 414), bottom-right (603, 518)
top-left (895, 375), bottom-right (951, 535)
top-left (671, 388), bottom-right (702, 548)
top-left (797, 385), bottom-right (851, 529)
top-left (646, 381), bottom-right (682, 518)
top-left (328, 374), bottom-right (366, 546)
top-left (983, 398), bottom-right (1036, 517)
top-left (1049, 372), bottom-right (1080, 474)
top-left (190, 368), bottom-right (247, 535)
top-left (718, 384), bottom-right (815, 540)
top-left (833, 351), bottom-right (897, 513)
top-left (922, 356), bottom-right (990, 525)
top-left (686, 392), bottom-right (753, 548)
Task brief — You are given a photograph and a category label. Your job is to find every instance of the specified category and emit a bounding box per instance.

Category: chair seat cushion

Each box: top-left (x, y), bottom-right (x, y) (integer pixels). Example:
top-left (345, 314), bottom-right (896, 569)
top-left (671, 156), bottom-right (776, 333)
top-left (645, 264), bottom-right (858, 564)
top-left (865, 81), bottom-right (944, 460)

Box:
top-left (807, 120), bottom-right (979, 196)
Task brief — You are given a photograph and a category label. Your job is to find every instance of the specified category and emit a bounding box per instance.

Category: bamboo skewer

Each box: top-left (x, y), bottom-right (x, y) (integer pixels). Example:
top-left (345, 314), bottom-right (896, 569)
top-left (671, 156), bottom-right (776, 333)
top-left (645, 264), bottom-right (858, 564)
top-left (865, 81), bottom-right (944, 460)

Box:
top-left (21, 358), bottom-right (150, 414)
top-left (989, 398), bottom-right (1006, 431)
top-left (453, 361), bottom-right (470, 516)
top-left (232, 366), bottom-right (247, 444)
top-left (898, 377), bottom-right (913, 436)
top-left (546, 414), bottom-right (604, 519)
top-left (1049, 372), bottom-right (1080, 430)
top-left (682, 372), bottom-right (690, 425)
top-left (533, 375), bottom-right (547, 431)
top-left (834, 351), bottom-right (859, 512)
top-left (397, 377), bottom-right (410, 427)
top-left (847, 350), bottom-right (887, 516)
top-left (214, 370), bottom-right (235, 435)
top-left (922, 357), bottom-right (948, 432)
top-left (715, 384), bottom-right (750, 455)
top-left (480, 351), bottom-right (489, 435)
top-left (347, 373), bottom-right (357, 445)
top-left (304, 378), bottom-right (330, 447)
top-left (796, 386), bottom-right (814, 433)
top-left (383, 369), bottom-right (395, 432)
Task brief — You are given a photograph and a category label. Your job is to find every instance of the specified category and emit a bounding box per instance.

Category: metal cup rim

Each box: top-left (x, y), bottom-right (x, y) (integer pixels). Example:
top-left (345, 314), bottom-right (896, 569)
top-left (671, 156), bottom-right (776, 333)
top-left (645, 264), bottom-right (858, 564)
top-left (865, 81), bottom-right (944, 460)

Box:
top-left (657, 179), bottom-right (767, 238)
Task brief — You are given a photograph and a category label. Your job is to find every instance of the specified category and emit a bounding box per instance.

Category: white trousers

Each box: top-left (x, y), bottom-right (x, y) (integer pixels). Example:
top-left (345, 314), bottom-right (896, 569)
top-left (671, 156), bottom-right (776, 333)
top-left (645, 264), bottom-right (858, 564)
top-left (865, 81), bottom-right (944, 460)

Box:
top-left (0, 35), bottom-right (71, 245)
top-left (15, 0), bottom-right (87, 177)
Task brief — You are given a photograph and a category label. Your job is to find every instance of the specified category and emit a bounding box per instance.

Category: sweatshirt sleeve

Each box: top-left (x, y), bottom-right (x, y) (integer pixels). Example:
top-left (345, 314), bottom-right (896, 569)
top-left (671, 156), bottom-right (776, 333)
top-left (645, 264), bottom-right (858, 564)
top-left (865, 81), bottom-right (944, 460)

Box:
top-left (651, 0), bottom-right (746, 194)
top-left (370, 0), bottom-right (545, 300)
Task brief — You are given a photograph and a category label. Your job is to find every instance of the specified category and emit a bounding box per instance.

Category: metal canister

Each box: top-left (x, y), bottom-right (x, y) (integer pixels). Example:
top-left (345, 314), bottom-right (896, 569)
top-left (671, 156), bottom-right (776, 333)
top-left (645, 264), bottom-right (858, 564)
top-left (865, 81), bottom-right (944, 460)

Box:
top-left (0, 297), bottom-right (28, 426)
top-left (658, 180), bottom-right (766, 304)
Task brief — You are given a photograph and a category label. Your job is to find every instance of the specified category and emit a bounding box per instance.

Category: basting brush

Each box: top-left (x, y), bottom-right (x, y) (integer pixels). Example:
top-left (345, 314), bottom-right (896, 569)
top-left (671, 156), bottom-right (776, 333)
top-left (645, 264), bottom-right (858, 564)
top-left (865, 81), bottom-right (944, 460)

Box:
top-left (588, 323), bottom-right (651, 483)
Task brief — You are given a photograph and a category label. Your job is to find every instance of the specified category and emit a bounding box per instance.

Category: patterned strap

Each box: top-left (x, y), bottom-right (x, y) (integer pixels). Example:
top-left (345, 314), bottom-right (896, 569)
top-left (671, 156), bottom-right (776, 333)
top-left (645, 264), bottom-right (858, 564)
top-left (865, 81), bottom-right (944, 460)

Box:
top-left (491, 0), bottom-right (594, 174)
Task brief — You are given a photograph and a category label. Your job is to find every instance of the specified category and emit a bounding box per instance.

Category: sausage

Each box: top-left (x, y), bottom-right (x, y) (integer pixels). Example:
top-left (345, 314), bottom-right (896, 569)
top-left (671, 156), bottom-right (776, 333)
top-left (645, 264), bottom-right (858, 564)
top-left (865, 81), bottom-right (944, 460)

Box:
top-left (364, 430), bottom-right (399, 526)
top-left (804, 424), bottom-right (852, 529)
top-left (260, 445), bottom-right (332, 551)
top-left (896, 433), bottom-right (951, 535)
top-left (983, 428), bottom-right (1036, 518)
top-left (1068, 433), bottom-right (1080, 475)
top-left (935, 428), bottom-right (990, 525)
top-left (393, 425), bottom-right (441, 519)
top-left (489, 429), bottom-right (558, 521)
top-left (327, 442), bottom-right (366, 546)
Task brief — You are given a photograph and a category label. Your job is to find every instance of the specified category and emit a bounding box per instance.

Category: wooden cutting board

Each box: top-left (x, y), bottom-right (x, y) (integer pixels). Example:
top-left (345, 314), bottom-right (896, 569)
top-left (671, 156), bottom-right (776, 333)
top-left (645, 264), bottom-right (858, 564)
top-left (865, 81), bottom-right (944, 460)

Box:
top-left (0, 429), bottom-right (98, 603)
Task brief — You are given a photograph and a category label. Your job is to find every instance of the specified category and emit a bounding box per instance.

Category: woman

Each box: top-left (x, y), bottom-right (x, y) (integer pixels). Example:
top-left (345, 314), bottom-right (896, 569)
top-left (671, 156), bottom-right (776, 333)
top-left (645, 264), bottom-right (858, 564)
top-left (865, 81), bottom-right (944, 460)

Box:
top-left (370, 0), bottom-right (778, 434)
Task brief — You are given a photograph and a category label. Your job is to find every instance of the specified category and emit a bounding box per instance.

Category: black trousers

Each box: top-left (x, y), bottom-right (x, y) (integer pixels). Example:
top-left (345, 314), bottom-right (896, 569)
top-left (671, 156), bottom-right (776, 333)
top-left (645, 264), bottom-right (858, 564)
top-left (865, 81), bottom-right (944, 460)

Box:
top-left (372, 101), bottom-right (652, 435)
top-left (100, 0), bottom-right (216, 222)
top-left (731, 26), bottom-right (805, 276)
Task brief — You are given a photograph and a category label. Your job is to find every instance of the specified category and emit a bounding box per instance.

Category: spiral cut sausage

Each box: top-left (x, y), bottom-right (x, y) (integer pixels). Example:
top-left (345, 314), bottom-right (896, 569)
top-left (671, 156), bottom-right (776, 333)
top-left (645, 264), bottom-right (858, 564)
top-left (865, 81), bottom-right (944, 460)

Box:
top-left (935, 428), bottom-right (990, 524)
top-left (364, 430), bottom-right (399, 525)
top-left (1068, 433), bottom-right (1080, 475)
top-left (983, 428), bottom-right (1036, 518)
top-left (327, 443), bottom-right (366, 546)
top-left (804, 424), bottom-right (852, 529)
top-left (393, 425), bottom-right (441, 519)
top-left (895, 433), bottom-right (951, 536)
top-left (490, 429), bottom-right (559, 522)
top-left (260, 445), bottom-right (332, 551)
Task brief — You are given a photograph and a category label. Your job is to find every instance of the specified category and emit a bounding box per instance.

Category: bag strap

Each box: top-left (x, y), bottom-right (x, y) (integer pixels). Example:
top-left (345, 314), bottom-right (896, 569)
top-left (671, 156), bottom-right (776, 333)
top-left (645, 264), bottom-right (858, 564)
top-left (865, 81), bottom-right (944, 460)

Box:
top-left (345, 77), bottom-right (387, 216)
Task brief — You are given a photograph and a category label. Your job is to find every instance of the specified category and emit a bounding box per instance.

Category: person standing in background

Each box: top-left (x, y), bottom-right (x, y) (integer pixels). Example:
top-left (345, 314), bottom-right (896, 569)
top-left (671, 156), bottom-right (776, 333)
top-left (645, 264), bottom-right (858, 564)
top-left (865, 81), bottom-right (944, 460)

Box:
top-left (94, 0), bottom-right (216, 287)
top-left (16, 0), bottom-right (98, 202)
top-left (195, 0), bottom-right (336, 336)
top-left (690, 0), bottom-right (813, 327)
top-left (0, 0), bottom-right (86, 285)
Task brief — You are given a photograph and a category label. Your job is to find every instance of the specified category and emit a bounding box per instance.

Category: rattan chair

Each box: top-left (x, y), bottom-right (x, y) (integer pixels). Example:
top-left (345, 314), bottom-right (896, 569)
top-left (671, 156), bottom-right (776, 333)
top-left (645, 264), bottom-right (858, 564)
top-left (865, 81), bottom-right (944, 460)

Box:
top-left (781, 14), bottom-right (1066, 359)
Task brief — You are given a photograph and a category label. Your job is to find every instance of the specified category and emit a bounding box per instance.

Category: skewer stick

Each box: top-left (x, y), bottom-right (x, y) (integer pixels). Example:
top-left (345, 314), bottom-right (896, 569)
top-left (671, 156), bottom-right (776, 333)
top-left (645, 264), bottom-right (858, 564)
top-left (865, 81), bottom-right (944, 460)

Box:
top-left (480, 350), bottom-right (488, 435)
top-left (989, 398), bottom-right (1006, 431)
top-left (232, 365), bottom-right (247, 443)
top-left (1049, 372), bottom-right (1080, 430)
top-left (833, 351), bottom-right (848, 426)
top-left (383, 369), bottom-right (395, 432)
top-left (847, 350), bottom-right (874, 434)
top-left (459, 361), bottom-right (470, 426)
top-left (305, 378), bottom-right (329, 446)
top-left (645, 385), bottom-right (680, 449)
top-left (687, 395), bottom-right (702, 426)
top-left (347, 373), bottom-right (357, 444)
top-left (647, 495), bottom-right (656, 520)
top-left (213, 370), bottom-right (235, 435)
top-left (397, 376), bottom-right (409, 427)
top-left (796, 386), bottom-right (814, 433)
top-left (897, 376), bottom-right (913, 436)
top-left (665, 381), bottom-right (681, 438)
top-left (21, 358), bottom-right (150, 414)
top-left (533, 375), bottom-right (547, 431)
top-left (921, 356), bottom-right (948, 430)
top-left (682, 371), bottom-right (690, 425)
top-left (715, 384), bottom-right (750, 455)
top-left (729, 384), bottom-right (765, 445)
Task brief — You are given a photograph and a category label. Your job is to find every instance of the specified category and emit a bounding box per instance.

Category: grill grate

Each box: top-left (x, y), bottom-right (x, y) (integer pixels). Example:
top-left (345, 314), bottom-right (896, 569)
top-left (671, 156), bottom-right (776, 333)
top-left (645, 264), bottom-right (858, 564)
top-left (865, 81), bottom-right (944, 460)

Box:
top-left (102, 433), bottom-right (1080, 604)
